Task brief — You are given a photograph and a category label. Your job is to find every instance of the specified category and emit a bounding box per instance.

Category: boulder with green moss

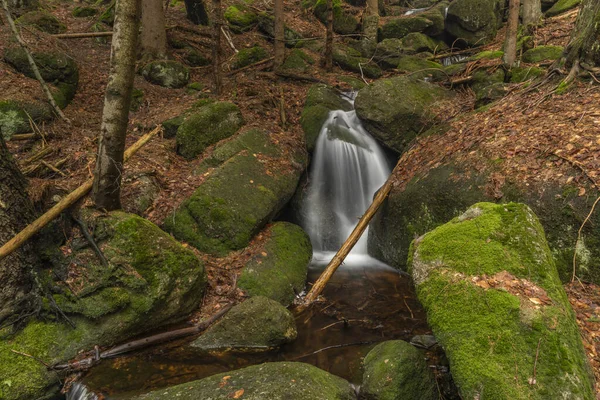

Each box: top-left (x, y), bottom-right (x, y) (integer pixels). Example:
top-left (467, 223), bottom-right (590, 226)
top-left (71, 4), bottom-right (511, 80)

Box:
top-left (0, 211), bottom-right (206, 400)
top-left (300, 84), bottom-right (353, 151)
top-left (72, 6), bottom-right (98, 17)
top-left (375, 35), bottom-right (445, 69)
top-left (354, 76), bottom-right (452, 152)
top-left (409, 202), bottom-right (594, 399)
top-left (15, 10), bottom-right (66, 33)
top-left (333, 45), bottom-right (382, 78)
top-left (312, 0), bottom-right (359, 35)
top-left (471, 68), bottom-right (506, 107)
top-left (545, 0), bottom-right (580, 16)
top-left (522, 45), bottom-right (563, 63)
top-left (0, 100), bottom-right (54, 139)
top-left (510, 66), bottom-right (545, 82)
top-left (238, 222), bottom-right (311, 306)
top-left (362, 340), bottom-right (437, 400)
top-left (232, 46), bottom-right (268, 69)
top-left (175, 101), bottom-right (244, 159)
top-left (281, 49), bottom-right (314, 73)
top-left (379, 15), bottom-right (434, 40)
top-left (129, 362), bottom-right (356, 399)
top-left (445, 0), bottom-right (504, 46)
top-left (468, 50), bottom-right (504, 61)
top-left (191, 296), bottom-right (297, 352)
top-left (184, 49), bottom-right (211, 67)
top-left (142, 60), bottom-right (190, 88)
top-left (224, 3), bottom-right (258, 33)
top-left (396, 55), bottom-right (445, 80)
top-left (257, 14), bottom-right (304, 48)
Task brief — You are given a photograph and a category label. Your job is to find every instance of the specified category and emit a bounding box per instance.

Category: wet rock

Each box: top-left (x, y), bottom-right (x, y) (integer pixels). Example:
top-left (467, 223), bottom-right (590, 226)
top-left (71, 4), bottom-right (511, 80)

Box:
top-left (445, 0), bottom-right (504, 46)
top-left (142, 60), bottom-right (190, 89)
top-left (231, 46), bottom-right (268, 69)
top-left (409, 202), bottom-right (594, 399)
top-left (522, 45), bottom-right (563, 63)
top-left (0, 211), bottom-right (207, 400)
top-left (191, 296), bottom-right (297, 352)
top-left (354, 75), bottom-right (452, 152)
top-left (175, 101), bottom-right (245, 159)
top-left (361, 340), bottom-right (437, 400)
top-left (129, 362), bottom-right (356, 399)
top-left (15, 10), bottom-right (66, 33)
top-left (410, 334), bottom-right (438, 349)
top-left (238, 222), bottom-right (312, 306)
top-left (333, 45), bottom-right (383, 79)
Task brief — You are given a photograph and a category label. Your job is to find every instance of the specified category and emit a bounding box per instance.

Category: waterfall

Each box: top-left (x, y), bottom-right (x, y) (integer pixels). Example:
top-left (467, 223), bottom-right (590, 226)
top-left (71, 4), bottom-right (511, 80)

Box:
top-left (404, 7), bottom-right (428, 15)
top-left (301, 98), bottom-right (391, 267)
top-left (66, 382), bottom-right (98, 400)
top-left (441, 55), bottom-right (468, 66)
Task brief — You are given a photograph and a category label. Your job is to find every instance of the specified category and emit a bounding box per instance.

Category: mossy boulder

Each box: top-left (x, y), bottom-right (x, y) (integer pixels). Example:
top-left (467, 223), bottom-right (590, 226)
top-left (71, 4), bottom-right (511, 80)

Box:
top-left (4, 47), bottom-right (79, 87)
top-left (15, 10), bottom-right (66, 33)
top-left (396, 55), bottom-right (445, 80)
top-left (0, 100), bottom-right (54, 139)
top-left (281, 49), bottom-right (314, 73)
top-left (142, 60), bottom-right (190, 88)
top-left (409, 202), bottom-right (594, 399)
top-left (257, 14), bottom-right (304, 48)
top-left (0, 211), bottom-right (206, 400)
top-left (545, 0), bottom-right (580, 16)
top-left (184, 49), bottom-right (211, 67)
top-left (72, 6), bottom-right (98, 17)
top-left (191, 296), bottom-right (297, 352)
top-left (509, 66), bottom-right (545, 82)
top-left (475, 82), bottom-right (507, 107)
top-left (361, 340), bottom-right (437, 400)
top-left (224, 3), bottom-right (258, 33)
top-left (522, 45), bottom-right (563, 63)
top-left (375, 35), bottom-right (445, 69)
top-left (164, 137), bottom-right (304, 256)
top-left (354, 76), bottom-right (452, 152)
top-left (300, 84), bottom-right (353, 151)
top-left (445, 0), bottom-right (504, 46)
top-left (333, 45), bottom-right (382, 78)
top-left (162, 114), bottom-right (185, 138)
top-left (232, 46), bottom-right (268, 69)
top-left (313, 0), bottom-right (359, 35)
top-left (175, 101), bottom-right (244, 160)
top-left (468, 50), bottom-right (504, 61)
top-left (238, 222), bottom-right (312, 306)
top-left (379, 15), bottom-right (434, 40)
top-left (471, 68), bottom-right (507, 107)
top-left (129, 362), bottom-right (356, 399)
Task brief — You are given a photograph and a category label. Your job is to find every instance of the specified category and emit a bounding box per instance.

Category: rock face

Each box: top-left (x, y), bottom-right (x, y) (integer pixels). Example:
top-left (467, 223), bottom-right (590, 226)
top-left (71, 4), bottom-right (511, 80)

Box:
top-left (300, 84), bottom-right (353, 151)
top-left (0, 211), bottom-right (207, 400)
top-left (191, 296), bottom-right (297, 351)
top-left (354, 76), bottom-right (452, 153)
top-left (129, 362), bottom-right (356, 400)
top-left (361, 340), bottom-right (437, 400)
top-left (142, 60), bottom-right (190, 88)
top-left (175, 101), bottom-right (245, 159)
top-left (445, 0), bottom-right (504, 46)
top-left (409, 203), bottom-right (594, 399)
top-left (164, 130), bottom-right (305, 256)
top-left (238, 222), bottom-right (312, 306)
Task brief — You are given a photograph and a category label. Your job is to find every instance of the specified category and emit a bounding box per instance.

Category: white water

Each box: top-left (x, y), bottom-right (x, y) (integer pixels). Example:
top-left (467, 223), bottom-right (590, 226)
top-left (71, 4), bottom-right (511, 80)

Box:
top-left (404, 7), bottom-right (428, 15)
top-left (66, 382), bottom-right (98, 400)
top-left (301, 98), bottom-right (391, 266)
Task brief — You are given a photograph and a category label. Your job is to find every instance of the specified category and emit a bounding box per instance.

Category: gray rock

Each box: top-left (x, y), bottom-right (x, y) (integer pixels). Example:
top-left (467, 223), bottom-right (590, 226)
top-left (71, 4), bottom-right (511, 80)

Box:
top-left (142, 60), bottom-right (190, 89)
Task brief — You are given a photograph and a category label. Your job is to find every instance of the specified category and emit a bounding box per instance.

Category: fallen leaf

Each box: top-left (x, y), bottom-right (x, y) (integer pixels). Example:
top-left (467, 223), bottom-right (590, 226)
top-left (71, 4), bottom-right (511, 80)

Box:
top-left (233, 389), bottom-right (244, 399)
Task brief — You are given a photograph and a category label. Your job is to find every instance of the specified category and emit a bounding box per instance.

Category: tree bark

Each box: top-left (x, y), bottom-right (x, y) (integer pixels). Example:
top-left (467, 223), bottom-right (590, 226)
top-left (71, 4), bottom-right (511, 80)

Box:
top-left (184, 0), bottom-right (209, 25)
top-left (522, 0), bottom-right (542, 26)
top-left (93, 0), bottom-right (141, 210)
top-left (503, 0), bottom-right (520, 67)
top-left (212, 0), bottom-right (222, 94)
top-left (140, 0), bottom-right (166, 59)
top-left (0, 136), bottom-right (38, 326)
top-left (324, 0), bottom-right (333, 72)
top-left (273, 0), bottom-right (285, 68)
top-left (563, 0), bottom-right (600, 68)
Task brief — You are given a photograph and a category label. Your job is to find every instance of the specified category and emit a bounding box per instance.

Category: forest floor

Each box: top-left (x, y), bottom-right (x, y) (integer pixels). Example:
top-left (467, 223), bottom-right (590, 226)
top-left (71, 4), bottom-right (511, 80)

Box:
top-left (1, 0), bottom-right (599, 395)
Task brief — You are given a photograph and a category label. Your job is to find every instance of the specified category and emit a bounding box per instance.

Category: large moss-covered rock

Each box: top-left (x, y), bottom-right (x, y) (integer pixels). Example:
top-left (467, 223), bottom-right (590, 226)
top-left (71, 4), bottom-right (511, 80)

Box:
top-left (313, 0), bottom-right (359, 35)
top-left (0, 211), bottom-right (206, 400)
top-left (142, 60), bottom-right (190, 88)
top-left (15, 10), bottom-right (66, 33)
top-left (509, 66), bottom-right (545, 83)
top-left (375, 35), bottom-right (445, 69)
top-left (257, 14), bottom-right (304, 48)
top-left (72, 6), bottom-right (98, 17)
top-left (224, 3), bottom-right (258, 33)
top-left (409, 203), bottom-right (594, 399)
top-left (131, 362), bottom-right (355, 399)
top-left (445, 0), bottom-right (504, 46)
top-left (0, 100), bottom-right (54, 139)
top-left (281, 49), bottom-right (314, 73)
top-left (231, 46), bottom-right (268, 69)
top-left (396, 55), bottom-right (445, 80)
top-left (379, 15), bottom-right (434, 40)
top-left (545, 0), bottom-right (580, 16)
top-left (522, 45), bottom-right (563, 63)
top-left (175, 101), bottom-right (245, 159)
top-left (354, 76), bottom-right (452, 152)
top-left (471, 68), bottom-right (507, 107)
top-left (333, 45), bottom-right (382, 79)
top-left (164, 137), bottom-right (303, 256)
top-left (238, 222), bottom-right (311, 306)
top-left (362, 340), bottom-right (437, 400)
top-left (191, 296), bottom-right (297, 351)
top-left (300, 84), bottom-right (352, 151)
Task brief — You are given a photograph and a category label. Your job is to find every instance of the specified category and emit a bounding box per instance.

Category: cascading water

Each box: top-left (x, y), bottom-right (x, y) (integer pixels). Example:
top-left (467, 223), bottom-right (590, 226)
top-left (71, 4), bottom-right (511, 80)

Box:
top-left (301, 95), bottom-right (391, 267)
top-left (66, 382), bottom-right (98, 400)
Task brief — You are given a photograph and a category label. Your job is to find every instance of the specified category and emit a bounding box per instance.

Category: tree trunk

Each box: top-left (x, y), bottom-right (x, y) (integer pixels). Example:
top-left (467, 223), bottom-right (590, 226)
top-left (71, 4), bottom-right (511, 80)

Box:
top-left (184, 0), bottom-right (209, 25)
top-left (212, 0), bottom-right (222, 94)
top-left (273, 0), bottom-right (285, 68)
top-left (503, 0), bottom-right (520, 67)
top-left (140, 0), bottom-right (166, 59)
top-left (0, 136), bottom-right (38, 326)
top-left (563, 0), bottom-right (600, 68)
top-left (7, 0), bottom-right (36, 16)
top-left (366, 0), bottom-right (377, 16)
top-left (324, 0), bottom-right (333, 71)
top-left (93, 0), bottom-right (141, 210)
top-left (522, 0), bottom-right (542, 26)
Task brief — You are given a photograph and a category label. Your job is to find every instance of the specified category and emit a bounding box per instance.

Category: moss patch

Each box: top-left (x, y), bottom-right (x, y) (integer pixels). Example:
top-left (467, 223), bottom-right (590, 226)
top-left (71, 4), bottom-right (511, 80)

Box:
top-left (545, 0), bottom-right (580, 16)
top-left (142, 60), bottom-right (190, 88)
top-left (224, 3), bottom-right (258, 32)
top-left (73, 6), bottom-right (98, 17)
top-left (522, 46), bottom-right (564, 63)
top-left (313, 0), bottom-right (359, 35)
top-left (15, 11), bottom-right (66, 34)
top-left (333, 45), bottom-right (382, 78)
top-left (232, 46), bottom-right (268, 69)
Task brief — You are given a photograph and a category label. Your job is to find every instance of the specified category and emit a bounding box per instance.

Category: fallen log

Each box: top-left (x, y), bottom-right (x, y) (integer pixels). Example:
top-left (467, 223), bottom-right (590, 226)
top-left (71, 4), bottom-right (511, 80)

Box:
top-left (0, 126), bottom-right (162, 262)
top-left (53, 32), bottom-right (113, 39)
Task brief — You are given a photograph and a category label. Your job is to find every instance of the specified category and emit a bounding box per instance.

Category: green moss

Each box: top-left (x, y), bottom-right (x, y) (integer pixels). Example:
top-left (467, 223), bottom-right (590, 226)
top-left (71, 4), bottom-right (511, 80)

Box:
top-left (4, 47), bottom-right (79, 86)
top-left (256, 13), bottom-right (304, 48)
top-left (72, 6), bottom-right (98, 17)
top-left (130, 88), bottom-right (144, 111)
top-left (224, 4), bottom-right (258, 32)
top-left (338, 75), bottom-right (366, 90)
top-left (281, 49), bottom-right (314, 73)
top-left (522, 45), bottom-right (564, 63)
top-left (379, 16), bottom-right (433, 40)
top-left (175, 101), bottom-right (244, 159)
top-left (185, 49), bottom-right (211, 67)
top-left (0, 100), bottom-right (29, 139)
top-left (397, 55), bottom-right (444, 80)
top-left (445, 0), bottom-right (503, 46)
top-left (15, 11), bottom-right (66, 34)
top-left (313, 0), bottom-right (358, 35)
top-left (142, 60), bottom-right (190, 88)
top-left (469, 50), bottom-right (504, 60)
top-left (162, 114), bottom-right (186, 138)
top-left (238, 222), bottom-right (312, 306)
top-left (332, 45), bottom-right (382, 78)
top-left (545, 0), bottom-right (580, 16)
top-left (509, 66), bottom-right (545, 82)
top-left (232, 46), bottom-right (268, 69)
top-left (98, 1), bottom-right (115, 26)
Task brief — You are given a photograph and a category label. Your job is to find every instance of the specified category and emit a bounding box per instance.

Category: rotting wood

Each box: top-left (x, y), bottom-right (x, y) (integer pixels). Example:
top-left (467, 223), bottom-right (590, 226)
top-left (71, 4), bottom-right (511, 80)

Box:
top-left (0, 126), bottom-right (162, 262)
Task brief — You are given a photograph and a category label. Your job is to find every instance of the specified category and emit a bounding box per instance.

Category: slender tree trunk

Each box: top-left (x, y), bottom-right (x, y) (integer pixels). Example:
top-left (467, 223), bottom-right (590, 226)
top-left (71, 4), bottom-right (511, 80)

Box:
top-left (184, 0), bottom-right (209, 25)
top-left (140, 0), bottom-right (166, 60)
top-left (366, 0), bottom-right (377, 16)
top-left (503, 0), bottom-right (520, 67)
top-left (361, 0), bottom-right (379, 55)
top-left (324, 0), bottom-right (333, 71)
top-left (522, 0), bottom-right (542, 26)
top-left (212, 0), bottom-right (222, 94)
top-left (562, 0), bottom-right (600, 69)
top-left (0, 136), bottom-right (38, 326)
top-left (93, 0), bottom-right (141, 210)
top-left (273, 0), bottom-right (285, 68)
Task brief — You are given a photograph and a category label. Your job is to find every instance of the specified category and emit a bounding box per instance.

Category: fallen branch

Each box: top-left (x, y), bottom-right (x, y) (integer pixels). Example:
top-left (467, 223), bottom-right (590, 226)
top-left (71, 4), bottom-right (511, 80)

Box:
top-left (0, 126), bottom-right (162, 262)
top-left (291, 341), bottom-right (376, 360)
top-left (11, 133), bottom-right (37, 140)
top-left (226, 57), bottom-right (274, 76)
top-left (1, 0), bottom-right (70, 124)
top-left (11, 349), bottom-right (50, 368)
top-left (221, 26), bottom-right (237, 53)
top-left (41, 160), bottom-right (66, 177)
top-left (53, 32), bottom-right (113, 39)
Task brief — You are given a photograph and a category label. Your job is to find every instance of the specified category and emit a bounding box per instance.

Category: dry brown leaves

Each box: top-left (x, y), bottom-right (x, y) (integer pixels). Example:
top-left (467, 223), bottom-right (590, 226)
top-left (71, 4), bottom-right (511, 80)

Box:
top-left (472, 271), bottom-right (552, 306)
